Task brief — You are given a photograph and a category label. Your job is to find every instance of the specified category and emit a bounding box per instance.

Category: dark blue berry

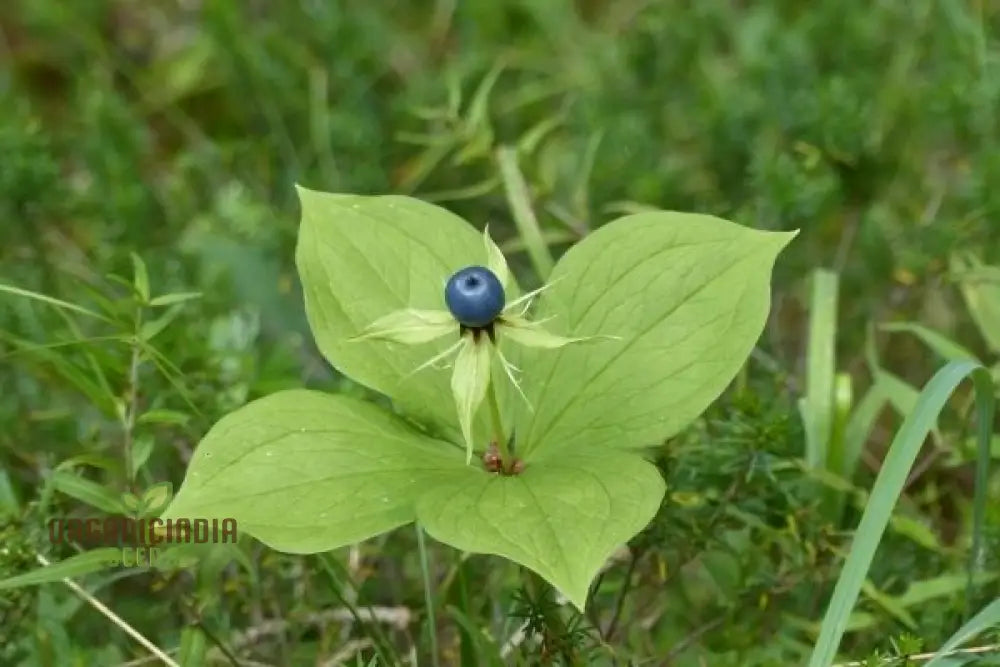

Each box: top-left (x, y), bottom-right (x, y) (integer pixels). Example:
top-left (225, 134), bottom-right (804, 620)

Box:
top-left (444, 266), bottom-right (505, 328)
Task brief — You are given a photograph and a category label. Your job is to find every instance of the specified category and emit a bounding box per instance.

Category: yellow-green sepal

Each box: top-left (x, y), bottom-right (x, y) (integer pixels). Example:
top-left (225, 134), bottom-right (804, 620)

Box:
top-left (349, 309), bottom-right (455, 344)
top-left (450, 336), bottom-right (493, 464)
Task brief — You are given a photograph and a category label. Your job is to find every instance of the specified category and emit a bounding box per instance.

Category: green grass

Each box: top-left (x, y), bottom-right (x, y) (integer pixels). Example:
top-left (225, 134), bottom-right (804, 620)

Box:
top-left (2, 0), bottom-right (1000, 665)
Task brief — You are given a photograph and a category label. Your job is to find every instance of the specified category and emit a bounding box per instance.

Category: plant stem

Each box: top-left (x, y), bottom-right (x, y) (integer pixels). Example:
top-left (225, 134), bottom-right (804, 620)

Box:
top-left (486, 382), bottom-right (513, 471)
top-left (123, 309), bottom-right (143, 491)
top-left (316, 554), bottom-right (398, 665)
top-left (415, 526), bottom-right (441, 667)
top-left (603, 549), bottom-right (640, 640)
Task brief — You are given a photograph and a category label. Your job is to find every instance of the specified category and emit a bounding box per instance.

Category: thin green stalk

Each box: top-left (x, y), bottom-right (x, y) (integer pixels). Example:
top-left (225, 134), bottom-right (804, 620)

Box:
top-left (967, 363), bottom-right (994, 615)
top-left (486, 382), bottom-right (513, 471)
top-left (801, 268), bottom-right (839, 471)
top-left (122, 305), bottom-right (144, 490)
top-left (495, 145), bottom-right (555, 281)
top-left (416, 525), bottom-right (441, 667)
top-left (316, 554), bottom-right (398, 665)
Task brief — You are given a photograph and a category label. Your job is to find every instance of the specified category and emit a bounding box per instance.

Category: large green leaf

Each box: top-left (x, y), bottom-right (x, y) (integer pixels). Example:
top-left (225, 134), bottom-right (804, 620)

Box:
top-left (415, 448), bottom-right (665, 610)
top-left (295, 187), bottom-right (517, 447)
top-left (160, 390), bottom-right (465, 553)
top-left (514, 213), bottom-right (796, 457)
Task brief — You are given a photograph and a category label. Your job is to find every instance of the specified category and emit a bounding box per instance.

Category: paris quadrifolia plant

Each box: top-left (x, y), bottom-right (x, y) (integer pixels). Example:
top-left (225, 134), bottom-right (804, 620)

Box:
top-left (160, 187), bottom-right (797, 608)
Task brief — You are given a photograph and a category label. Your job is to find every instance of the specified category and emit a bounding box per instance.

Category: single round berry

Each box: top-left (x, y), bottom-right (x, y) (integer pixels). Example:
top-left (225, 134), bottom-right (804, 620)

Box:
top-left (444, 266), bottom-right (505, 328)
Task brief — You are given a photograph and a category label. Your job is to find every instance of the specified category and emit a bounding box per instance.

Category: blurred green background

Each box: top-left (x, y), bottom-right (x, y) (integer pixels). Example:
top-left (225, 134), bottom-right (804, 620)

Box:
top-left (2, 1), bottom-right (1000, 665)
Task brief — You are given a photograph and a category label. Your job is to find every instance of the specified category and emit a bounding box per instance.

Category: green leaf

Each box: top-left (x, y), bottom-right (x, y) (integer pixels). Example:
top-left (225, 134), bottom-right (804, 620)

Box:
top-left (131, 436), bottom-right (154, 477)
top-left (120, 493), bottom-right (142, 513)
top-left (148, 291), bottom-right (202, 307)
top-left (130, 252), bottom-right (150, 303)
top-left (55, 454), bottom-right (120, 474)
top-left (51, 471), bottom-right (126, 514)
top-left (160, 389), bottom-right (465, 553)
top-left (0, 468), bottom-right (20, 518)
top-left (415, 448), bottom-right (665, 611)
top-left (861, 580), bottom-right (917, 629)
top-left (895, 572), bottom-right (998, 608)
top-left (514, 213), bottom-right (797, 457)
top-left (5, 334), bottom-right (118, 416)
top-left (141, 482), bottom-right (173, 515)
top-left (0, 549), bottom-right (120, 590)
top-left (0, 282), bottom-right (112, 323)
top-left (140, 304), bottom-right (185, 341)
top-left (841, 381), bottom-right (889, 481)
top-left (879, 322), bottom-right (979, 362)
top-left (295, 187), bottom-right (517, 446)
top-left (136, 409), bottom-right (190, 426)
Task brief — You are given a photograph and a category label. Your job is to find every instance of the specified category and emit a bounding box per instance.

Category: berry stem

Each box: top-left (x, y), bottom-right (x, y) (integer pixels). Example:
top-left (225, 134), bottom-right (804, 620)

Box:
top-left (486, 381), bottom-right (513, 472)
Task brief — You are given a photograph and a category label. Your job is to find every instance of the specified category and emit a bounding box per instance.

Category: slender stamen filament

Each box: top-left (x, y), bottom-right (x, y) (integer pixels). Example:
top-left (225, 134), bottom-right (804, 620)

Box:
top-left (503, 277), bottom-right (564, 316)
top-left (402, 338), bottom-right (465, 380)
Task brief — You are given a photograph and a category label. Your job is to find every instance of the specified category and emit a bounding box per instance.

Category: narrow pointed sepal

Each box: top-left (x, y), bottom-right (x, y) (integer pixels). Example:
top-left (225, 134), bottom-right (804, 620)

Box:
top-left (402, 338), bottom-right (466, 382)
top-left (494, 345), bottom-right (533, 412)
top-left (502, 277), bottom-right (565, 318)
top-left (349, 309), bottom-right (456, 344)
top-left (499, 313), bottom-right (616, 349)
top-left (483, 224), bottom-right (510, 290)
top-left (451, 336), bottom-right (493, 464)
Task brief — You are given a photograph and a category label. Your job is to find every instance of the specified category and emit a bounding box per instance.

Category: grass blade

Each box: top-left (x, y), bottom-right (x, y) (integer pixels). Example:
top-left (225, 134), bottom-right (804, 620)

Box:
top-left (841, 380), bottom-right (888, 480)
top-left (495, 145), bottom-right (555, 281)
top-left (879, 322), bottom-right (979, 362)
top-left (0, 282), bottom-right (113, 324)
top-left (925, 598), bottom-right (1000, 667)
top-left (51, 471), bottom-right (126, 514)
top-left (0, 549), bottom-right (121, 590)
top-left (808, 359), bottom-right (995, 667)
top-left (416, 525), bottom-right (441, 667)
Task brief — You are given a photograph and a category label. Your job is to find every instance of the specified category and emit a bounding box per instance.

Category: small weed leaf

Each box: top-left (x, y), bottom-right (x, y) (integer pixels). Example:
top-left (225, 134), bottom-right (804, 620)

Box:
top-left (120, 492), bottom-right (142, 513)
top-left (140, 482), bottom-right (173, 515)
top-left (162, 190), bottom-right (794, 607)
